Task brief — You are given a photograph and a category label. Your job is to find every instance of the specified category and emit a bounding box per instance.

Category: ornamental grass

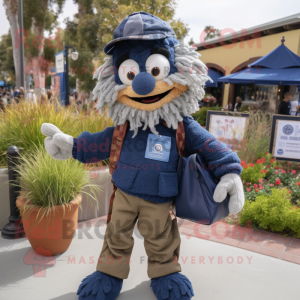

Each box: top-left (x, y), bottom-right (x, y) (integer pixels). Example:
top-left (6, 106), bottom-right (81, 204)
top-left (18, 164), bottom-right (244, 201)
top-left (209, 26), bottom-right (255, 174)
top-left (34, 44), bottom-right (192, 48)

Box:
top-left (238, 110), bottom-right (272, 164)
top-left (15, 147), bottom-right (101, 222)
top-left (0, 101), bottom-right (113, 167)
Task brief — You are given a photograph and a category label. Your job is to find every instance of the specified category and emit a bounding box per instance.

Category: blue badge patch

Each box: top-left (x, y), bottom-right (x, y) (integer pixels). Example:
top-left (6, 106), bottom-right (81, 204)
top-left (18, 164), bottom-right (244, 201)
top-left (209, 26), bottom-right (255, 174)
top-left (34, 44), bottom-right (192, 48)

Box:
top-left (277, 149), bottom-right (284, 155)
top-left (282, 125), bottom-right (294, 135)
top-left (145, 134), bottom-right (171, 162)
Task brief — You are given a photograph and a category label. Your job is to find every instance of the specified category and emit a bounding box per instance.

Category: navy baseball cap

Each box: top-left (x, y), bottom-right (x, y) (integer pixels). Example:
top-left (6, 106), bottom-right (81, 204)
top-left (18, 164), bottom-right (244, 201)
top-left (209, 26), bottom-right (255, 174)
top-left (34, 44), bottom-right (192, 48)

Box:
top-left (104, 11), bottom-right (177, 54)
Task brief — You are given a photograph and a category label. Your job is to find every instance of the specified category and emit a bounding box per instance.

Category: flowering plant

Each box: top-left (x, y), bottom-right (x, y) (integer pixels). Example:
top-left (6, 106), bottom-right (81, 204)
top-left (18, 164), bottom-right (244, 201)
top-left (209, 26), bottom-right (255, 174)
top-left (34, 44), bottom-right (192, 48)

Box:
top-left (244, 181), bottom-right (272, 201)
top-left (238, 153), bottom-right (300, 237)
top-left (202, 94), bottom-right (216, 104)
top-left (241, 153), bottom-right (300, 205)
top-left (267, 168), bottom-right (295, 186)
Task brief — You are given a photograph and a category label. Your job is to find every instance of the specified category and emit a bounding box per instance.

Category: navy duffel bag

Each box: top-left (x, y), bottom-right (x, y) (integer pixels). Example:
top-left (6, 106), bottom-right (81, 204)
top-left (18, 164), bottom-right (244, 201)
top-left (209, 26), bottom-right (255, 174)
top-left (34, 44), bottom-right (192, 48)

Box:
top-left (175, 153), bottom-right (230, 225)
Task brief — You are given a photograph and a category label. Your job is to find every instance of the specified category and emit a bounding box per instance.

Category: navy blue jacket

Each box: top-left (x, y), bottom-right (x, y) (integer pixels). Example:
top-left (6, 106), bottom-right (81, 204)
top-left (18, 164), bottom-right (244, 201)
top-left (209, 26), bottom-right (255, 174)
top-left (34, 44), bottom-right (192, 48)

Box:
top-left (72, 116), bottom-right (242, 203)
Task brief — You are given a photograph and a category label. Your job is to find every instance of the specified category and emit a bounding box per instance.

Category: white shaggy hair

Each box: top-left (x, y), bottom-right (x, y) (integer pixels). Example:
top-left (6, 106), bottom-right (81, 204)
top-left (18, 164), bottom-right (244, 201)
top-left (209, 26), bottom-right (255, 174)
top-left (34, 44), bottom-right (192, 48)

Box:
top-left (93, 43), bottom-right (211, 137)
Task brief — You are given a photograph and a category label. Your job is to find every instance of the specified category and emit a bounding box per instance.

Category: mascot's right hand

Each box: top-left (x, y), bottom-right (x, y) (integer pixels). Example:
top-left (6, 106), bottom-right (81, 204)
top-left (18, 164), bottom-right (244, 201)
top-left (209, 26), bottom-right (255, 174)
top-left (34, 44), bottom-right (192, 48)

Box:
top-left (41, 123), bottom-right (74, 160)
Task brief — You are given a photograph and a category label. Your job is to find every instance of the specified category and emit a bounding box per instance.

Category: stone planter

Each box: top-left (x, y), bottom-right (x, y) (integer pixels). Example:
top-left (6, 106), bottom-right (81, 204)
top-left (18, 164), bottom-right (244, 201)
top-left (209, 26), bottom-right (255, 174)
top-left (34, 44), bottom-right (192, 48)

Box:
top-left (78, 167), bottom-right (113, 222)
top-left (0, 168), bottom-right (9, 231)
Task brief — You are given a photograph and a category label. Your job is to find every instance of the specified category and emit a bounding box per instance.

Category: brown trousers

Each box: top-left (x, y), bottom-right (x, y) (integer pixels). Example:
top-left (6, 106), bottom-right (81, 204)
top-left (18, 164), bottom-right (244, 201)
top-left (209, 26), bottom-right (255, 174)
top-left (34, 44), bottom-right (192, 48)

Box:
top-left (97, 189), bottom-right (181, 279)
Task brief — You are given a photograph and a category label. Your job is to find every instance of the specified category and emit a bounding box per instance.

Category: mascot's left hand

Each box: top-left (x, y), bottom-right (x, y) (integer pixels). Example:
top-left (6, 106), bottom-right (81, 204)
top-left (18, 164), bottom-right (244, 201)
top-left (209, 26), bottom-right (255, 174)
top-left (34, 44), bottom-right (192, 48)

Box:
top-left (213, 173), bottom-right (245, 214)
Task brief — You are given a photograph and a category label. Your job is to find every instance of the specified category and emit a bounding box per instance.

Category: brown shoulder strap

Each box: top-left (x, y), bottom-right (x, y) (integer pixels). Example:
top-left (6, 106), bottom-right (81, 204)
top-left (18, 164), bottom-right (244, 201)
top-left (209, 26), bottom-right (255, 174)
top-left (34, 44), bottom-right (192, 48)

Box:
top-left (162, 120), bottom-right (185, 157)
top-left (176, 121), bottom-right (185, 157)
top-left (109, 121), bottom-right (129, 175)
top-left (107, 121), bottom-right (128, 224)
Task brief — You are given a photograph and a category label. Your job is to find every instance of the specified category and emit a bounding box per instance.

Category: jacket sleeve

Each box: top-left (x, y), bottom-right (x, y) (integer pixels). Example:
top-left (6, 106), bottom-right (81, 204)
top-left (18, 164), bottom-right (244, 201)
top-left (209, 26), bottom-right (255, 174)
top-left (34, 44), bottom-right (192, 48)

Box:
top-left (72, 126), bottom-right (115, 164)
top-left (184, 118), bottom-right (242, 179)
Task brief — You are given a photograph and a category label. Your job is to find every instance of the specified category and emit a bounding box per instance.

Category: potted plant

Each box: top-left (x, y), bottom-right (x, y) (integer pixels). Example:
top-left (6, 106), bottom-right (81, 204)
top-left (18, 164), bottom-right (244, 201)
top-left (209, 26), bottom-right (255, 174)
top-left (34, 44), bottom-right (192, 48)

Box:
top-left (15, 147), bottom-right (100, 256)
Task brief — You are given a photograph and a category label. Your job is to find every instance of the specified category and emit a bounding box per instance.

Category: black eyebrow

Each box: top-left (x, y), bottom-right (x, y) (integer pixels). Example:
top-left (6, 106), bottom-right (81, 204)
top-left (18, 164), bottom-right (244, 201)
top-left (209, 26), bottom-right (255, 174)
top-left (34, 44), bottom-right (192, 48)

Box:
top-left (116, 53), bottom-right (130, 69)
top-left (150, 47), bottom-right (170, 59)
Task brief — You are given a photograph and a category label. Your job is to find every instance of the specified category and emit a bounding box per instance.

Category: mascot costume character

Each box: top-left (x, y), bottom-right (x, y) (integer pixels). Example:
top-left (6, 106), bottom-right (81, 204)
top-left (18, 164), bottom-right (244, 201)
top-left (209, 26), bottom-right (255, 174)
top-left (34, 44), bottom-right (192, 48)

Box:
top-left (41, 12), bottom-right (244, 300)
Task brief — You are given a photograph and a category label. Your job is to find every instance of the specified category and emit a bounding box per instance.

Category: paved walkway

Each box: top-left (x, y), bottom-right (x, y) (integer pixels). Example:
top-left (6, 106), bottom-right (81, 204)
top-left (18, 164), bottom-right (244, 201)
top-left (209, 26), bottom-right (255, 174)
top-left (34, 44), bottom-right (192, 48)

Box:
top-left (1, 220), bottom-right (300, 300)
top-left (78, 215), bottom-right (300, 265)
top-left (0, 219), bottom-right (300, 300)
top-left (177, 218), bottom-right (300, 265)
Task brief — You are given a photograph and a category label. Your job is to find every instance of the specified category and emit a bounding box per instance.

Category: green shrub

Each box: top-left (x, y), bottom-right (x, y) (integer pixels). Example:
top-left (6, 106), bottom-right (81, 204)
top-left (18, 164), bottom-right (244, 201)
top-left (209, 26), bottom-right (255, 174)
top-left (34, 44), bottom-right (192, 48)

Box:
top-left (191, 106), bottom-right (222, 126)
top-left (191, 110), bottom-right (202, 122)
top-left (240, 189), bottom-right (300, 237)
top-left (241, 163), bottom-right (265, 184)
top-left (241, 105), bottom-right (249, 112)
top-left (288, 209), bottom-right (300, 237)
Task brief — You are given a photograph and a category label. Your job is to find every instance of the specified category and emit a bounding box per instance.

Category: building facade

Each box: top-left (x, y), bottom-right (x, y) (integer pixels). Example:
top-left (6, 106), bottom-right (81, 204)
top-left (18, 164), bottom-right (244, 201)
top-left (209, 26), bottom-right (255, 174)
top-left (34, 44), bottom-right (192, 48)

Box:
top-left (196, 13), bottom-right (300, 112)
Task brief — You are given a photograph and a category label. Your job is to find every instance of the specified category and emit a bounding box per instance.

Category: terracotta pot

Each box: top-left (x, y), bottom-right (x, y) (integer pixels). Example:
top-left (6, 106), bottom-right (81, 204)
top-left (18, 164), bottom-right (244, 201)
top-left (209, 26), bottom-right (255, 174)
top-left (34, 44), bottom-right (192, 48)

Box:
top-left (16, 194), bottom-right (82, 256)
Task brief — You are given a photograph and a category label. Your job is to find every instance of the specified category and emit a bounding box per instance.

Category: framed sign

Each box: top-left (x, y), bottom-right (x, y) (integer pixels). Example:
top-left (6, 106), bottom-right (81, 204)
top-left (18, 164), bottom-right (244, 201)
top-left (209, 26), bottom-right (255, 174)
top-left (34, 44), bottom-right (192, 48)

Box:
top-left (206, 111), bottom-right (249, 152)
top-left (55, 52), bottom-right (64, 74)
top-left (270, 114), bottom-right (300, 162)
top-left (54, 51), bottom-right (66, 104)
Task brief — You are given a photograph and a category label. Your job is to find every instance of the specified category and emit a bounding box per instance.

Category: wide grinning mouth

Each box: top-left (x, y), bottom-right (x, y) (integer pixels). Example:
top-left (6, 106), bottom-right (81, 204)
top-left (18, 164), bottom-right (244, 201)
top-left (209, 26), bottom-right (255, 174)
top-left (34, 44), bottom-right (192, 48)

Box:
top-left (128, 89), bottom-right (173, 104)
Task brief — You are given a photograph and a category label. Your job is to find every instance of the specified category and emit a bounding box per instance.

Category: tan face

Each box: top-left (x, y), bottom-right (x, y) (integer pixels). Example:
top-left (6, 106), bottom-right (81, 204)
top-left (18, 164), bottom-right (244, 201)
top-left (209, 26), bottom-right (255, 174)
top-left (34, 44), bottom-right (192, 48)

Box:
top-left (117, 81), bottom-right (188, 111)
top-left (115, 49), bottom-right (188, 111)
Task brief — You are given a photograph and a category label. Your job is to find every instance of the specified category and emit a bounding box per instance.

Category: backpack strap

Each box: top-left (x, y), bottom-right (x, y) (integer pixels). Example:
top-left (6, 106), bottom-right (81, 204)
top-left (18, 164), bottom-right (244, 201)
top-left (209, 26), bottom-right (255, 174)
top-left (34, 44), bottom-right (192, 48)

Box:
top-left (176, 121), bottom-right (185, 157)
top-left (107, 121), bottom-right (129, 224)
top-left (109, 121), bottom-right (129, 175)
top-left (162, 121), bottom-right (185, 157)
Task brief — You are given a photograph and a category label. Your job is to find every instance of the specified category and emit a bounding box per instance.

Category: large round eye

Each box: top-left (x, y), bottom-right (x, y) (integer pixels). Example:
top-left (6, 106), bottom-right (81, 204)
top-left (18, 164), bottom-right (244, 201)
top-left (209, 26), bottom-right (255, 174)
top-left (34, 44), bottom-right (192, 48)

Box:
top-left (145, 54), bottom-right (170, 81)
top-left (118, 59), bottom-right (140, 86)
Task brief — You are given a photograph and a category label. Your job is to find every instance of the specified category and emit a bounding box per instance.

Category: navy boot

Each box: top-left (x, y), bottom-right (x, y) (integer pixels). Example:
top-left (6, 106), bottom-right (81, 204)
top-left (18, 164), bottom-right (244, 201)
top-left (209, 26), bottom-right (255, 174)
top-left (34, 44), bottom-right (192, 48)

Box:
top-left (77, 271), bottom-right (123, 300)
top-left (151, 273), bottom-right (194, 300)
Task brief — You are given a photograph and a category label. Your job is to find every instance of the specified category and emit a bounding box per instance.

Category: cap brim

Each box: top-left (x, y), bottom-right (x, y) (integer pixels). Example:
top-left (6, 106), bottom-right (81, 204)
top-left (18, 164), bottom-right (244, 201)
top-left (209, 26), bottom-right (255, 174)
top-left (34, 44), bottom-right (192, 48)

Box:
top-left (104, 33), bottom-right (166, 54)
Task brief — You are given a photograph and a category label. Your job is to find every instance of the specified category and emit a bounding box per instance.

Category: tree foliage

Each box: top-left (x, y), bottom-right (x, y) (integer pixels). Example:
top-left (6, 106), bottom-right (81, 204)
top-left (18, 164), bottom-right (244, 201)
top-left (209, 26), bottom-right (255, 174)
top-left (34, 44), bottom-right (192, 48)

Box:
top-left (204, 25), bottom-right (221, 40)
top-left (0, 33), bottom-right (15, 81)
top-left (23, 0), bottom-right (64, 33)
top-left (1, 0), bottom-right (187, 91)
top-left (0, 0), bottom-right (66, 88)
top-left (64, 0), bottom-right (188, 92)
top-left (188, 37), bottom-right (195, 46)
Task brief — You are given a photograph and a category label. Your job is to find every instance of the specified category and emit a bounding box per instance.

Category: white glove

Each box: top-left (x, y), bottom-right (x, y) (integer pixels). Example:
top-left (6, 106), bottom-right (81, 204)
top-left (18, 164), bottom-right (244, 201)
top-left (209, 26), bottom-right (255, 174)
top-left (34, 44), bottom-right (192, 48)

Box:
top-left (213, 173), bottom-right (245, 214)
top-left (41, 123), bottom-right (74, 160)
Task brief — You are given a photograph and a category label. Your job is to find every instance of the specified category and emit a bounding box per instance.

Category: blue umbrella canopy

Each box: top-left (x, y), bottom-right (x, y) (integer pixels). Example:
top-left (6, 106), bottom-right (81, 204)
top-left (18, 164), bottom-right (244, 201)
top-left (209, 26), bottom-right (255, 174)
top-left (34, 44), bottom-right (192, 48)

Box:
top-left (249, 38), bottom-right (300, 69)
top-left (218, 37), bottom-right (300, 85)
top-left (205, 68), bottom-right (224, 87)
top-left (218, 67), bottom-right (300, 85)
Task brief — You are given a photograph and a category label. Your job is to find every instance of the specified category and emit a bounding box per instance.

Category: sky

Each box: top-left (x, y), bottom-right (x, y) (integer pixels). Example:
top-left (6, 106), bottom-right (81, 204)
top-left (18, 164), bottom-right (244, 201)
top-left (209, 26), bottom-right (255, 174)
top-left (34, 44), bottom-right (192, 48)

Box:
top-left (0, 0), bottom-right (300, 44)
